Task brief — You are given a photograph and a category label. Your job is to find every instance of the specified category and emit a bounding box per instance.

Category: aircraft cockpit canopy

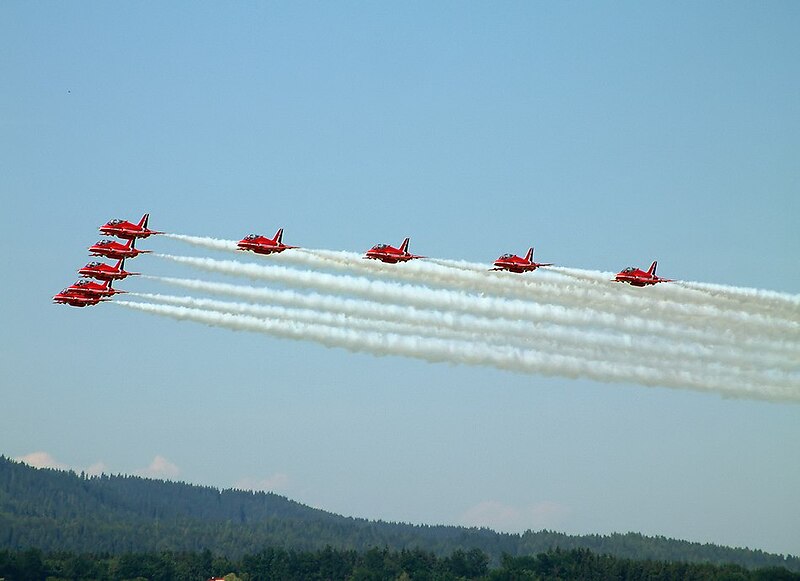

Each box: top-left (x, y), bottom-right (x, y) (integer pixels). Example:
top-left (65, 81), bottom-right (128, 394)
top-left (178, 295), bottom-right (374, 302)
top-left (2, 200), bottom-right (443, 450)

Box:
top-left (97, 240), bottom-right (112, 245)
top-left (244, 234), bottom-right (260, 240)
top-left (107, 219), bottom-right (124, 225)
top-left (373, 244), bottom-right (388, 250)
top-left (85, 261), bottom-right (101, 267)
top-left (622, 267), bottom-right (635, 273)
top-left (499, 254), bottom-right (514, 260)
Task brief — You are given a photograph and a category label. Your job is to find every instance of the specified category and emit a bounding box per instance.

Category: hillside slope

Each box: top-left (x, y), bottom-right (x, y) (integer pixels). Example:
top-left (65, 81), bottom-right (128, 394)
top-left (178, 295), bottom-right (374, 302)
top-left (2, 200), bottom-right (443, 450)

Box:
top-left (1, 456), bottom-right (796, 571)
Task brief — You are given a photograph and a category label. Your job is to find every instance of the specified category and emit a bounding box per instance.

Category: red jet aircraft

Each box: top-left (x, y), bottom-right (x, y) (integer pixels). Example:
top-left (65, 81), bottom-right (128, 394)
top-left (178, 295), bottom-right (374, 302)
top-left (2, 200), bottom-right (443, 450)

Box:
top-left (364, 238), bottom-right (424, 263)
top-left (88, 238), bottom-right (149, 260)
top-left (61, 279), bottom-right (124, 299)
top-left (78, 258), bottom-right (139, 281)
top-left (53, 288), bottom-right (107, 307)
top-left (99, 213), bottom-right (162, 239)
top-left (492, 247), bottom-right (552, 273)
top-left (237, 228), bottom-right (297, 255)
top-left (614, 261), bottom-right (673, 287)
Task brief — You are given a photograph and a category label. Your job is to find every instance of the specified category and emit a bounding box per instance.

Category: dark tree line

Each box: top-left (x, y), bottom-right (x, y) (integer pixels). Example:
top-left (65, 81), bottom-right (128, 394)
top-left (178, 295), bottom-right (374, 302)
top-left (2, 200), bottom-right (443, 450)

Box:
top-left (2, 456), bottom-right (798, 573)
top-left (1, 546), bottom-right (798, 581)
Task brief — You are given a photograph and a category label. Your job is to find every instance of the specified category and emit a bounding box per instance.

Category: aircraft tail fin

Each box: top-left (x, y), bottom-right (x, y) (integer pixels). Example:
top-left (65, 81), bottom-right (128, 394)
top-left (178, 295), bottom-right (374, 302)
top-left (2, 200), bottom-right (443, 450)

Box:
top-left (525, 247), bottom-right (534, 263)
top-left (138, 213), bottom-right (150, 229)
top-left (274, 228), bottom-right (284, 244)
top-left (115, 258), bottom-right (124, 270)
top-left (648, 261), bottom-right (658, 276)
top-left (129, 238), bottom-right (136, 250)
top-left (400, 237), bottom-right (410, 253)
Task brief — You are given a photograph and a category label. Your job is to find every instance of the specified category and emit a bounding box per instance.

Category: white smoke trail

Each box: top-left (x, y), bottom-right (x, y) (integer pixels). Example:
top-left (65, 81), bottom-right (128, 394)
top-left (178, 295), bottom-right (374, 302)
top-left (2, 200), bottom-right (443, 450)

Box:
top-left (300, 249), bottom-right (800, 330)
top-left (677, 280), bottom-right (800, 319)
top-left (552, 265), bottom-right (800, 328)
top-left (165, 233), bottom-right (800, 326)
top-left (113, 301), bottom-right (800, 403)
top-left (426, 257), bottom-right (497, 273)
top-left (164, 232), bottom-right (375, 274)
top-left (130, 290), bottom-right (799, 384)
top-left (150, 234), bottom-right (800, 397)
top-left (151, 254), bottom-right (800, 355)
top-left (139, 278), bottom-right (800, 371)
top-left (548, 266), bottom-right (619, 284)
top-left (164, 233), bottom-right (239, 253)
top-left (129, 292), bottom-right (467, 343)
top-left (552, 266), bottom-right (800, 323)
top-left (331, 250), bottom-right (800, 335)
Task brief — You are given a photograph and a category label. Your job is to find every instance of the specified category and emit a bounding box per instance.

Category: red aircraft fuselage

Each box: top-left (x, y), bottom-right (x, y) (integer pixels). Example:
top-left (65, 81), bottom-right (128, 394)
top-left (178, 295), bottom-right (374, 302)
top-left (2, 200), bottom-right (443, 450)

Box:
top-left (492, 247), bottom-right (552, 273)
top-left (78, 258), bottom-right (139, 281)
top-left (99, 213), bottom-right (162, 239)
top-left (62, 279), bottom-right (124, 298)
top-left (88, 238), bottom-right (149, 260)
top-left (237, 228), bottom-right (297, 255)
top-left (52, 288), bottom-right (106, 307)
top-left (614, 261), bottom-right (672, 287)
top-left (364, 238), bottom-right (423, 263)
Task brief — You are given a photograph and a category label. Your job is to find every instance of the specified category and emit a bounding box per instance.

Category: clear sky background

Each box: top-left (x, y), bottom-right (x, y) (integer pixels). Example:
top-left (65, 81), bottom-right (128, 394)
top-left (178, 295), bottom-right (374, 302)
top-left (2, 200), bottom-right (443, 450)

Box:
top-left (2, 1), bottom-right (799, 556)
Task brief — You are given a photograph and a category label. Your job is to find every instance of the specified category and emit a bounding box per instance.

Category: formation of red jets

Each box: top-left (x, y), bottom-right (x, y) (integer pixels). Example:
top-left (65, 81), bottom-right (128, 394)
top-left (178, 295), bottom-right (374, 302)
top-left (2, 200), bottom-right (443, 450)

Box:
top-left (236, 229), bottom-right (673, 285)
top-left (55, 216), bottom-right (673, 307)
top-left (53, 214), bottom-right (157, 307)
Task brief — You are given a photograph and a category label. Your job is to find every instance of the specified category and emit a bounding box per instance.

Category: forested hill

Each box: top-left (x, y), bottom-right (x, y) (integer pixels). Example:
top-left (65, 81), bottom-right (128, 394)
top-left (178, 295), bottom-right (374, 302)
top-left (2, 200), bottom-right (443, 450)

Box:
top-left (1, 456), bottom-right (797, 572)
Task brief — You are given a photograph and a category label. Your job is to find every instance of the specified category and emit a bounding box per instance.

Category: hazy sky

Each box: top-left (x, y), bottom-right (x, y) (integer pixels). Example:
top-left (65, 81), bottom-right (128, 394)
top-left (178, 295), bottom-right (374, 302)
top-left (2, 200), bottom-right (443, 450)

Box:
top-left (2, 1), bottom-right (799, 556)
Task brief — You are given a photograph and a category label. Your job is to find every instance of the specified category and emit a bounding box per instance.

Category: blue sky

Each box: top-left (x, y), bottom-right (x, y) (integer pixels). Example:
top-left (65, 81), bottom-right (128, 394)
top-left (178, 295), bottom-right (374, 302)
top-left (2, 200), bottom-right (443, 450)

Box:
top-left (2, 1), bottom-right (799, 556)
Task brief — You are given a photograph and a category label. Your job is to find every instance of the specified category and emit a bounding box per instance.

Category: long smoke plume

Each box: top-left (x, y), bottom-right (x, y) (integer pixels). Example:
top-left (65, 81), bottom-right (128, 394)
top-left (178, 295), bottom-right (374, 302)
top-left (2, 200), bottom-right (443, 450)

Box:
top-left (152, 254), bottom-right (799, 356)
top-left (129, 290), bottom-right (798, 387)
top-left (164, 234), bottom-right (800, 327)
top-left (115, 300), bottom-right (799, 402)
top-left (132, 233), bottom-right (800, 402)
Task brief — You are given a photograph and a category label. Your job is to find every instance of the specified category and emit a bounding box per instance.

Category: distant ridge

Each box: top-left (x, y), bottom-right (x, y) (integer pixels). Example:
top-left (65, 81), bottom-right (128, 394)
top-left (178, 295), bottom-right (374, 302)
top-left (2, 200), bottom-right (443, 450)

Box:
top-left (1, 455), bottom-right (797, 571)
